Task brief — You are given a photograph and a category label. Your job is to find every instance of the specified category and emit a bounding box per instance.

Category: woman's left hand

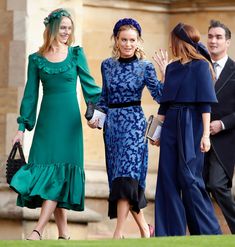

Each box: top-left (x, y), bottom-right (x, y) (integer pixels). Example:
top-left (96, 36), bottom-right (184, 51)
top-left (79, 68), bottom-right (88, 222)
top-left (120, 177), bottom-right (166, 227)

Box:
top-left (200, 136), bottom-right (211, 152)
top-left (87, 119), bottom-right (99, 129)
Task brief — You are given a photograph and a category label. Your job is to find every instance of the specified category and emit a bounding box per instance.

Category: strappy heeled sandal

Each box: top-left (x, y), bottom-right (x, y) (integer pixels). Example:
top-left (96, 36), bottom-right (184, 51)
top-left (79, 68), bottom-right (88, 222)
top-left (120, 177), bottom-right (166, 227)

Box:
top-left (26, 229), bottom-right (42, 240)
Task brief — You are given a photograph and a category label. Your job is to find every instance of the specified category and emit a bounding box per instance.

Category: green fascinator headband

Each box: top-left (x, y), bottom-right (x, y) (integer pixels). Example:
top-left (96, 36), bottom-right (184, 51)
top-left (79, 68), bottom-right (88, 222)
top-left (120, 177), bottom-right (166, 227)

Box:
top-left (43, 8), bottom-right (71, 26)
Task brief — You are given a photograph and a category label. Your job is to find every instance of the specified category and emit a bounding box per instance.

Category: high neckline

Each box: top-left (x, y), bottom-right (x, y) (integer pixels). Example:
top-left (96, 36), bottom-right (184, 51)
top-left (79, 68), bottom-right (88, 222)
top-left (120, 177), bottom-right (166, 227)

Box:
top-left (118, 55), bottom-right (137, 63)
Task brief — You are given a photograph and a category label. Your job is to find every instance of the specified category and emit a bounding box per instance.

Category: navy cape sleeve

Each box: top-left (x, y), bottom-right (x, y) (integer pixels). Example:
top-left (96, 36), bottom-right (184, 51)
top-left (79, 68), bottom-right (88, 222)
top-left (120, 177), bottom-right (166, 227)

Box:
top-left (196, 61), bottom-right (218, 113)
top-left (196, 61), bottom-right (217, 103)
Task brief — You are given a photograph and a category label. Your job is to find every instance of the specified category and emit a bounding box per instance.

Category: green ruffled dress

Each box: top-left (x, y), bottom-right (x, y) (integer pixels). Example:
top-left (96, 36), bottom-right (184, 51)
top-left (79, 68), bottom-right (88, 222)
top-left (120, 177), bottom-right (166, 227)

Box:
top-left (10, 46), bottom-right (101, 211)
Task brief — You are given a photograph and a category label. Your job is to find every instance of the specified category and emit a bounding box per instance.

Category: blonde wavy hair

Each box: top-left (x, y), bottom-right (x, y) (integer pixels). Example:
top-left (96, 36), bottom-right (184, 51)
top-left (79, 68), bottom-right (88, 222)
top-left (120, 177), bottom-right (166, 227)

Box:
top-left (111, 25), bottom-right (145, 60)
top-left (38, 9), bottom-right (75, 56)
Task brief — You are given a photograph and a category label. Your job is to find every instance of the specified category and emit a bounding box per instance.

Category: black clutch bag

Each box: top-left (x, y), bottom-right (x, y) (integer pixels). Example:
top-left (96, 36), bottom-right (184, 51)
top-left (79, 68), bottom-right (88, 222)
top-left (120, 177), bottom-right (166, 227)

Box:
top-left (6, 142), bottom-right (26, 184)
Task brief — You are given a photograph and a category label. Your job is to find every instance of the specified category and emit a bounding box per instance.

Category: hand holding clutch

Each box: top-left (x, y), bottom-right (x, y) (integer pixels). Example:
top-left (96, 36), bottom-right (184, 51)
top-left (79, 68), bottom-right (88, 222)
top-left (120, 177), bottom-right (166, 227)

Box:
top-left (85, 102), bottom-right (106, 129)
top-left (145, 115), bottom-right (163, 141)
top-left (89, 109), bottom-right (106, 129)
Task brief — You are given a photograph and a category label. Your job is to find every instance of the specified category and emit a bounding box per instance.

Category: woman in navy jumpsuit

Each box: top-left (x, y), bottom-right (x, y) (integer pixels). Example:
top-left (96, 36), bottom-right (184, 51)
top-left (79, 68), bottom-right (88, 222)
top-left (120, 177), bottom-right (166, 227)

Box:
top-left (153, 23), bottom-right (221, 236)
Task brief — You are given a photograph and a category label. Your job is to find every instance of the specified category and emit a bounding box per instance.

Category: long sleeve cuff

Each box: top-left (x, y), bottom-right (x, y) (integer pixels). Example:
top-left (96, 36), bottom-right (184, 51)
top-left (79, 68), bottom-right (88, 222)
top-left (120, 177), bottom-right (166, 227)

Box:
top-left (220, 120), bottom-right (225, 130)
top-left (198, 104), bottom-right (211, 113)
top-left (18, 123), bottom-right (25, 132)
top-left (158, 104), bottom-right (168, 115)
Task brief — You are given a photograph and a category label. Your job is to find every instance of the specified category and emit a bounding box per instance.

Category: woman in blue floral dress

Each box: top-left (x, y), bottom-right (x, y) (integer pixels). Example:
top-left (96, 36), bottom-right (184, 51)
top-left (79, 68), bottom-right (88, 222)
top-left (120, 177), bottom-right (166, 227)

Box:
top-left (89, 18), bottom-right (163, 239)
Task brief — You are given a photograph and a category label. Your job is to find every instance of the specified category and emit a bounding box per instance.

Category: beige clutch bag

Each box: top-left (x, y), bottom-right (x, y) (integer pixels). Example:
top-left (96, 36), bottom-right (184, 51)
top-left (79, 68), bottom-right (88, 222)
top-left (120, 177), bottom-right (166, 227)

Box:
top-left (145, 115), bottom-right (163, 141)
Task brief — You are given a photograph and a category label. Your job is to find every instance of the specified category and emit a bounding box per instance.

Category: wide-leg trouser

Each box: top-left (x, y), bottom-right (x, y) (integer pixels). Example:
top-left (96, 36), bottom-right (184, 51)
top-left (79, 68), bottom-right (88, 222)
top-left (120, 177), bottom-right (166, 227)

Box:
top-left (155, 106), bottom-right (221, 236)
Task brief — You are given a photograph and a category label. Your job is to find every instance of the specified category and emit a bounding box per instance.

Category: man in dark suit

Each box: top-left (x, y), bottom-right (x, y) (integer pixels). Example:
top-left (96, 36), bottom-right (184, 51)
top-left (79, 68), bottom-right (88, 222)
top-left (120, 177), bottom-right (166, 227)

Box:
top-left (204, 20), bottom-right (235, 234)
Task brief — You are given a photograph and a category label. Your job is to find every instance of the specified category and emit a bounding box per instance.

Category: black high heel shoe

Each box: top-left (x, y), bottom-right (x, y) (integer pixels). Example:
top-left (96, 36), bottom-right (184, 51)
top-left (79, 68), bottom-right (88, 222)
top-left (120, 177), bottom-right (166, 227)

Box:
top-left (26, 229), bottom-right (42, 240)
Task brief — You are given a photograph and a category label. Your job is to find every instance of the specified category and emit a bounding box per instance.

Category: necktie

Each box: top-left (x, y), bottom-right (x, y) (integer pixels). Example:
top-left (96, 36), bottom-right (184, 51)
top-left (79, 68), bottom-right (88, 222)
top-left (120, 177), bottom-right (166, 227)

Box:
top-left (213, 62), bottom-right (219, 80)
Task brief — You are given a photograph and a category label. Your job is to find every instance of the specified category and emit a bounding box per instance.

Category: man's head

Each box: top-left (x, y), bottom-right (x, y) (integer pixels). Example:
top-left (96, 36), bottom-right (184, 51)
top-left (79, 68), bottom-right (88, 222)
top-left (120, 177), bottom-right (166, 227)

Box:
top-left (207, 20), bottom-right (231, 61)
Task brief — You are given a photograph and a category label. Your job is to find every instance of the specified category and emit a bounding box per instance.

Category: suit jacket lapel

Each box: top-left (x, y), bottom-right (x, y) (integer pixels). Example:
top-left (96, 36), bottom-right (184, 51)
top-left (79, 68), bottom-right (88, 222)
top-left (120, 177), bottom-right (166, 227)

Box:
top-left (215, 57), bottom-right (235, 95)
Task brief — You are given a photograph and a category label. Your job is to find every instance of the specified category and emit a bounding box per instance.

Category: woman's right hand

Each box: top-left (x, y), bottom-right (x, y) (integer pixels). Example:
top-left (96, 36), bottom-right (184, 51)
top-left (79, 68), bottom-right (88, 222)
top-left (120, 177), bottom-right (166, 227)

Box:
top-left (150, 139), bottom-right (160, 147)
top-left (200, 136), bottom-right (211, 153)
top-left (153, 49), bottom-right (170, 82)
top-left (12, 130), bottom-right (24, 145)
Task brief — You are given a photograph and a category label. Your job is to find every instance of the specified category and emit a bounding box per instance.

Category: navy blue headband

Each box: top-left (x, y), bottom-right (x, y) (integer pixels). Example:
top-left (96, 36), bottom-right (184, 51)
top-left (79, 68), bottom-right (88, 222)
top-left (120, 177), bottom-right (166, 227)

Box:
top-left (173, 23), bottom-right (212, 63)
top-left (113, 18), bottom-right (142, 37)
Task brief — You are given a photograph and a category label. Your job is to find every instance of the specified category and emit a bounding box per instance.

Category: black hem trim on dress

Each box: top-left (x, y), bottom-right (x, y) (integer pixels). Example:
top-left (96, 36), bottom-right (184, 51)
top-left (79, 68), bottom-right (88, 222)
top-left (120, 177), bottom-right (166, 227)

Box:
top-left (108, 177), bottom-right (147, 219)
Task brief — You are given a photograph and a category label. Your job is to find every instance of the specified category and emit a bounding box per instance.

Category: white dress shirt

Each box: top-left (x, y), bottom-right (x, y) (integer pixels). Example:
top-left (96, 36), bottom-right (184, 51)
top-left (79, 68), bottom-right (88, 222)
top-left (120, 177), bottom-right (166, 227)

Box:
top-left (212, 55), bottom-right (228, 80)
top-left (212, 55), bottom-right (228, 130)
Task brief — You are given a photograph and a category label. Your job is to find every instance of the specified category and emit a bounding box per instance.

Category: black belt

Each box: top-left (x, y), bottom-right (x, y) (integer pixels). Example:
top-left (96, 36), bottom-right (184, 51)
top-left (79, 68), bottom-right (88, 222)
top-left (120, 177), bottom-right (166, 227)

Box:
top-left (170, 103), bottom-right (196, 109)
top-left (108, 101), bottom-right (141, 109)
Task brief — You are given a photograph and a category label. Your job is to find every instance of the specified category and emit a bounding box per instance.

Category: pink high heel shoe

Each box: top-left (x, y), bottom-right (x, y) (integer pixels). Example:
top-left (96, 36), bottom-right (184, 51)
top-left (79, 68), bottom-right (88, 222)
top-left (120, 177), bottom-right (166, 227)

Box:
top-left (148, 224), bottom-right (155, 237)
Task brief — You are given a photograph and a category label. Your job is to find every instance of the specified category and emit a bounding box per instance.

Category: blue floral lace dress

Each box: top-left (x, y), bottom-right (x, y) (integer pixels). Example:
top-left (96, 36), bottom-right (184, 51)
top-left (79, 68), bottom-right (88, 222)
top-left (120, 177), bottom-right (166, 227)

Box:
top-left (97, 55), bottom-right (163, 218)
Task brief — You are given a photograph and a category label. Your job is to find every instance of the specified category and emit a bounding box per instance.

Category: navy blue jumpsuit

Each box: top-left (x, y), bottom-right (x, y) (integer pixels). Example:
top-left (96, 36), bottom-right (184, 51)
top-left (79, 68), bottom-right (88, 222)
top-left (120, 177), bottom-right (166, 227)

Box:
top-left (155, 59), bottom-right (221, 236)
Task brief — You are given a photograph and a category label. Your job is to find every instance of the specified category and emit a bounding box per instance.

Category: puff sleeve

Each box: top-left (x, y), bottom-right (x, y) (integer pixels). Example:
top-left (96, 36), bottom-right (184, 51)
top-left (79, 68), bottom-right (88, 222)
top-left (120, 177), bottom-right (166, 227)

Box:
top-left (17, 54), bottom-right (40, 132)
top-left (75, 46), bottom-right (101, 104)
top-left (144, 62), bottom-right (163, 103)
top-left (96, 61), bottom-right (109, 113)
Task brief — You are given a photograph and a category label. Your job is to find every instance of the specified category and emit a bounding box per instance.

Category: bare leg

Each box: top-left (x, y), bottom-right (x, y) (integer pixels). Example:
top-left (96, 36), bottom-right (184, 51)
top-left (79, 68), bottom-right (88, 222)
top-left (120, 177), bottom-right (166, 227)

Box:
top-left (54, 208), bottom-right (69, 239)
top-left (131, 209), bottom-right (150, 238)
top-left (27, 200), bottom-right (57, 240)
top-left (113, 199), bottom-right (130, 239)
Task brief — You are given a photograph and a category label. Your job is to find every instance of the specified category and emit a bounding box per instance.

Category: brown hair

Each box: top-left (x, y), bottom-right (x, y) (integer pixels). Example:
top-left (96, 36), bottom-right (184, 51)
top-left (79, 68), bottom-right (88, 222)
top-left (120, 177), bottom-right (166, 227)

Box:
top-left (208, 19), bottom-right (231, 40)
top-left (111, 25), bottom-right (145, 60)
top-left (171, 24), bottom-right (214, 78)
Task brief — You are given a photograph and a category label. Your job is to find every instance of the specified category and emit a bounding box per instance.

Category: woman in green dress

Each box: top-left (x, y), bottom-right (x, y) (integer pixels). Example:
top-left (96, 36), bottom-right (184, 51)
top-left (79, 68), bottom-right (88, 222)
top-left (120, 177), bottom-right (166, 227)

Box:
top-left (11, 8), bottom-right (101, 240)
